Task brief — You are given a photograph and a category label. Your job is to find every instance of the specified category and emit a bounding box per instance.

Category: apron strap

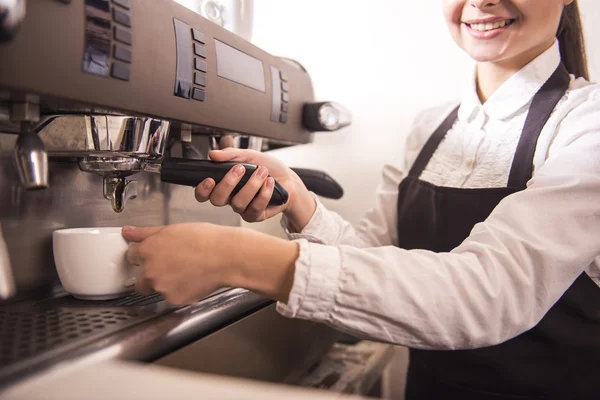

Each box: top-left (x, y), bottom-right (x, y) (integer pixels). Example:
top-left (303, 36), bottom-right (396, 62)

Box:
top-left (408, 105), bottom-right (460, 177)
top-left (507, 63), bottom-right (571, 188)
top-left (407, 63), bottom-right (570, 185)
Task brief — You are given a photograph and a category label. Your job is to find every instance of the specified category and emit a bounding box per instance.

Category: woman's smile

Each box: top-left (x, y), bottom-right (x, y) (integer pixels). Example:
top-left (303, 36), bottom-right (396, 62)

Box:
top-left (462, 17), bottom-right (516, 39)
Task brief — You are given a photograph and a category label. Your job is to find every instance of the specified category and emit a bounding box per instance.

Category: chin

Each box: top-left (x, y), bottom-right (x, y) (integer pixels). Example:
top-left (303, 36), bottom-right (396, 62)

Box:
top-left (467, 53), bottom-right (503, 63)
top-left (462, 47), bottom-right (508, 64)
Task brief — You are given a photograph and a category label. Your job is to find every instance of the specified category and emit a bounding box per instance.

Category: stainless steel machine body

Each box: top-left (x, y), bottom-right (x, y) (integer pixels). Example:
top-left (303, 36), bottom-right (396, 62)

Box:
top-left (0, 0), bottom-right (346, 392)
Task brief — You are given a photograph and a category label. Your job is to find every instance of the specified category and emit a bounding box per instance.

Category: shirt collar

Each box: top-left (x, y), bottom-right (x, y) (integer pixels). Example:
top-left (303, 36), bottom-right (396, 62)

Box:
top-left (458, 40), bottom-right (562, 123)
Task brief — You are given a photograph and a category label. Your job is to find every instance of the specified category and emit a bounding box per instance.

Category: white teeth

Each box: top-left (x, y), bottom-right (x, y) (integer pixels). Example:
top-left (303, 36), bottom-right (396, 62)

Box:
top-left (469, 20), bottom-right (510, 32)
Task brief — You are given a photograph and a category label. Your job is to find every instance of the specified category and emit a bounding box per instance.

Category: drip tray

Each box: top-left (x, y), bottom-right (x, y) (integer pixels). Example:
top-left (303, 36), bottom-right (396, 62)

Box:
top-left (34, 291), bottom-right (165, 308)
top-left (0, 292), bottom-right (174, 376)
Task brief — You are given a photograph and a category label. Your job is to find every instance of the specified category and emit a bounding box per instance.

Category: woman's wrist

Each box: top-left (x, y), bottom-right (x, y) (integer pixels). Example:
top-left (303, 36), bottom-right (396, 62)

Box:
top-left (284, 184), bottom-right (317, 233)
top-left (226, 228), bottom-right (299, 303)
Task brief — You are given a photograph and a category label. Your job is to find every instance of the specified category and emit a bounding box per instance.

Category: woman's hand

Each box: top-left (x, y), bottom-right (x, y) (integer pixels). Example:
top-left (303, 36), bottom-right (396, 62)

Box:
top-left (122, 224), bottom-right (298, 305)
top-left (195, 148), bottom-right (316, 231)
top-left (123, 224), bottom-right (234, 304)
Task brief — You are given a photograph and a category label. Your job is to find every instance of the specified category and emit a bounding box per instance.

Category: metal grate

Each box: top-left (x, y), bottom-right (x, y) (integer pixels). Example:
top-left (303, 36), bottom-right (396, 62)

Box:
top-left (35, 292), bottom-right (165, 308)
top-left (0, 291), bottom-right (169, 369)
top-left (0, 308), bottom-right (143, 367)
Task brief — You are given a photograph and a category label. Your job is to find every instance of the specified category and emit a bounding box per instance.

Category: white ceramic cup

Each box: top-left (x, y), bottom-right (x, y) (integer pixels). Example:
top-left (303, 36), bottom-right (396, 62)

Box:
top-left (53, 227), bottom-right (137, 300)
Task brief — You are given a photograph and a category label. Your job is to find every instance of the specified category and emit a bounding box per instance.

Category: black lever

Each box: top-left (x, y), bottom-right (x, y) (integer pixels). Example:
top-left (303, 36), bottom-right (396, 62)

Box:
top-left (160, 158), bottom-right (289, 206)
top-left (291, 167), bottom-right (343, 199)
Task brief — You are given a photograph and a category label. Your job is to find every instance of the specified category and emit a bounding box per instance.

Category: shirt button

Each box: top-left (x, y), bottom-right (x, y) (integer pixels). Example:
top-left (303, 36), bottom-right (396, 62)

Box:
top-left (465, 158), bottom-right (474, 166)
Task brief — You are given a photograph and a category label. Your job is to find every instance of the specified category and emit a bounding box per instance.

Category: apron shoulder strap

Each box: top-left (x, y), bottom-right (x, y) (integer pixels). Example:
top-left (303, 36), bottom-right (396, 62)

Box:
top-left (406, 63), bottom-right (569, 184)
top-left (408, 105), bottom-right (459, 177)
top-left (507, 63), bottom-right (571, 188)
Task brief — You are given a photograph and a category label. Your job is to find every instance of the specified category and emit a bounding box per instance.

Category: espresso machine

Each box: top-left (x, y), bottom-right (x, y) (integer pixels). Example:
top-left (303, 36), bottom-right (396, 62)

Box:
top-left (0, 0), bottom-right (350, 391)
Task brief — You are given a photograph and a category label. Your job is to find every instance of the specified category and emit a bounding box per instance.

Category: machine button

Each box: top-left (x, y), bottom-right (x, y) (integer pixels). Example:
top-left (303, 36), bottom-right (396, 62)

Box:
top-left (113, 26), bottom-right (132, 45)
top-left (281, 102), bottom-right (289, 113)
top-left (279, 71), bottom-right (288, 82)
top-left (194, 58), bottom-right (207, 72)
top-left (192, 28), bottom-right (205, 44)
top-left (112, 0), bottom-right (130, 9)
top-left (193, 43), bottom-right (207, 58)
top-left (192, 87), bottom-right (206, 102)
top-left (112, 8), bottom-right (131, 27)
top-left (281, 92), bottom-right (289, 103)
top-left (194, 73), bottom-right (207, 87)
top-left (281, 81), bottom-right (289, 92)
top-left (280, 113), bottom-right (288, 123)
top-left (111, 63), bottom-right (130, 81)
top-left (113, 45), bottom-right (132, 63)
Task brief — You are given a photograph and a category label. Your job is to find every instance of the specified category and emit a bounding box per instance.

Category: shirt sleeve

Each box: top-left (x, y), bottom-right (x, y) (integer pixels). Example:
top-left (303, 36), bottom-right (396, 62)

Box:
top-left (280, 104), bottom-right (453, 248)
top-left (277, 96), bottom-right (600, 350)
top-left (280, 162), bottom-right (404, 248)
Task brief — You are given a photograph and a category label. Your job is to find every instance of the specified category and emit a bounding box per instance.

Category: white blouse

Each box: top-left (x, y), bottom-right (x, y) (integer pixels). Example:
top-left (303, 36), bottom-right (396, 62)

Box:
top-left (276, 41), bottom-right (600, 350)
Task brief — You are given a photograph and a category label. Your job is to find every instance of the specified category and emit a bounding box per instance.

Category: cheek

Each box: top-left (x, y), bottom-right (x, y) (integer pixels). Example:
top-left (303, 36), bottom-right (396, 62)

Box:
top-left (441, 0), bottom-right (463, 26)
top-left (517, 1), bottom-right (564, 36)
top-left (441, 1), bottom-right (465, 49)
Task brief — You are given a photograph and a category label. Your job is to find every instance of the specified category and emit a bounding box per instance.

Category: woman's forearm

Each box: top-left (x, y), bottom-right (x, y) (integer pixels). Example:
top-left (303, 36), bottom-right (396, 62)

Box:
top-left (227, 228), bottom-right (299, 303)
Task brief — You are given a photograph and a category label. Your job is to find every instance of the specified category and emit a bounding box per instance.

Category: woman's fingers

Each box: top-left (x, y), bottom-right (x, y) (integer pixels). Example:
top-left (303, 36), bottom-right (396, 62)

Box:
top-left (135, 266), bottom-right (154, 296)
top-left (194, 178), bottom-right (216, 203)
top-left (202, 164), bottom-right (246, 207)
top-left (126, 242), bottom-right (143, 265)
top-left (241, 177), bottom-right (276, 221)
top-left (230, 167), bottom-right (270, 214)
top-left (209, 148), bottom-right (270, 165)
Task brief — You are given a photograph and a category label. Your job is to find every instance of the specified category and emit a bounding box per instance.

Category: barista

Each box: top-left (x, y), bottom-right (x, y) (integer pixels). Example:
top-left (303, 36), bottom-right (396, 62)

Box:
top-left (124, 1), bottom-right (600, 398)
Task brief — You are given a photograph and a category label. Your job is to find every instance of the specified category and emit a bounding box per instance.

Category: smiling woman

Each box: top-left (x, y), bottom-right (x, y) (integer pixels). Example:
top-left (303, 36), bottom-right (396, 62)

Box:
top-left (443, 0), bottom-right (584, 101)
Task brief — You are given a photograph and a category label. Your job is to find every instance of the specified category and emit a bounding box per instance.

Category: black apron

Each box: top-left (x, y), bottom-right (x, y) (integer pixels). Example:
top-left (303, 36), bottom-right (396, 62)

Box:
top-left (397, 64), bottom-right (600, 400)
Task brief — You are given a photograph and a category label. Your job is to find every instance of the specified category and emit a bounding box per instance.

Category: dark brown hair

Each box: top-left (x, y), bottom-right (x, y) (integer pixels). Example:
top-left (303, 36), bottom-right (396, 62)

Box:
top-left (557, 1), bottom-right (589, 80)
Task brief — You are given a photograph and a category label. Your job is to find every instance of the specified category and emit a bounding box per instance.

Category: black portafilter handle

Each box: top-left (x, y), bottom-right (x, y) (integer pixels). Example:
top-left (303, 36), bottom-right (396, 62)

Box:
top-left (160, 158), bottom-right (345, 205)
top-left (160, 158), bottom-right (289, 206)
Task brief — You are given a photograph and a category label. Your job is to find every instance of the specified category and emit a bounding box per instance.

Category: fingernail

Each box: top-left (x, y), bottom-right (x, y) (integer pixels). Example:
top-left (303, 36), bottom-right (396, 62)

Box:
top-left (233, 164), bottom-right (245, 177)
top-left (202, 179), bottom-right (214, 190)
top-left (257, 167), bottom-right (268, 179)
top-left (266, 177), bottom-right (274, 189)
top-left (123, 226), bottom-right (135, 231)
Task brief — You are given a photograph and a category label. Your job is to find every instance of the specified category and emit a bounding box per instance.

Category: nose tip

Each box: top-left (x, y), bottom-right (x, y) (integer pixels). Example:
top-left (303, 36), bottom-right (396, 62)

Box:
top-left (470, 0), bottom-right (501, 8)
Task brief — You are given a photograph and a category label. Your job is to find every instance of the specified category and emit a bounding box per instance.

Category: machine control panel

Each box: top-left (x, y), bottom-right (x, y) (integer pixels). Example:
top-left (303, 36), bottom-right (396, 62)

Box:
top-left (173, 19), bottom-right (207, 102)
top-left (82, 0), bottom-right (133, 82)
top-left (270, 67), bottom-right (290, 124)
top-left (0, 0), bottom-right (319, 144)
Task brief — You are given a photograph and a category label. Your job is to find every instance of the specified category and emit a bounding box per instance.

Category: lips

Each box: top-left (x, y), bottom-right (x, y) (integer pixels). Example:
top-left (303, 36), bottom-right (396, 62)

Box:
top-left (465, 19), bottom-right (515, 32)
top-left (461, 18), bottom-right (516, 39)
